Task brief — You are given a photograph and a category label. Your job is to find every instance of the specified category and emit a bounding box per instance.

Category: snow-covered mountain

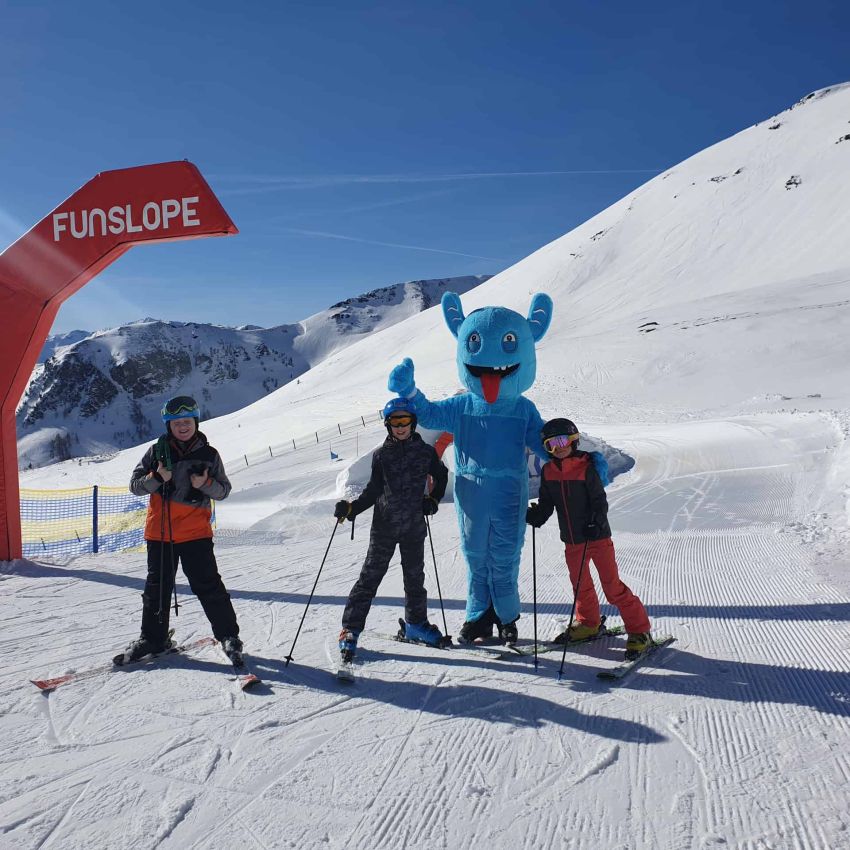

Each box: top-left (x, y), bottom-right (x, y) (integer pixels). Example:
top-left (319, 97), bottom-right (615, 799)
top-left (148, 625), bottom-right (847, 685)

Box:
top-left (16, 275), bottom-right (489, 467)
top-left (36, 329), bottom-right (90, 364)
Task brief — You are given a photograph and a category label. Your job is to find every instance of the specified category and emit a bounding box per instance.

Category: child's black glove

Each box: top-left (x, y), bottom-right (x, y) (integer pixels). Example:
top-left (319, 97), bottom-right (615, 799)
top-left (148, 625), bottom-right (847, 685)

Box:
top-left (584, 516), bottom-right (602, 540)
top-left (526, 505), bottom-right (544, 528)
top-left (422, 496), bottom-right (439, 516)
top-left (334, 500), bottom-right (352, 520)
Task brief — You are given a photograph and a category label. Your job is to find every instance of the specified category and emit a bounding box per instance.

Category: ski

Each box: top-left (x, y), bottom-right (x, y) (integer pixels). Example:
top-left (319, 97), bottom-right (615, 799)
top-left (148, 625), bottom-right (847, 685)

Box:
top-left (230, 662), bottom-right (262, 690)
top-left (596, 635), bottom-right (676, 681)
top-left (371, 631), bottom-right (522, 661)
top-left (325, 636), bottom-right (357, 683)
top-left (509, 625), bottom-right (626, 657)
top-left (393, 616), bottom-right (519, 658)
top-left (218, 643), bottom-right (262, 690)
top-left (336, 661), bottom-right (356, 683)
top-left (234, 671), bottom-right (261, 689)
top-left (451, 638), bottom-right (524, 659)
top-left (32, 635), bottom-right (217, 693)
top-left (374, 619), bottom-right (626, 662)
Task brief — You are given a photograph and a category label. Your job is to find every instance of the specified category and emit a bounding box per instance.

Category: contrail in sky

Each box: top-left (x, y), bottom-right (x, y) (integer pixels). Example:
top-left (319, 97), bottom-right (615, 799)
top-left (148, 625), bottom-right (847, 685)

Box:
top-left (280, 226), bottom-right (505, 262)
top-left (215, 169), bottom-right (662, 195)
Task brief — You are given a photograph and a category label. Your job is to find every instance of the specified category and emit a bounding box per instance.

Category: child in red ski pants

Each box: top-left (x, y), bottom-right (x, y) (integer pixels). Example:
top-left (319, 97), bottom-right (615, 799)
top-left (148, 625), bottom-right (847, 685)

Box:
top-left (526, 418), bottom-right (651, 649)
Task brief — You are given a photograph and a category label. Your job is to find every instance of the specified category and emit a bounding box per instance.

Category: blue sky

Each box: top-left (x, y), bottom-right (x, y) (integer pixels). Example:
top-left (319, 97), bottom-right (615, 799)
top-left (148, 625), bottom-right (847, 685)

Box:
top-left (2, 0), bottom-right (848, 334)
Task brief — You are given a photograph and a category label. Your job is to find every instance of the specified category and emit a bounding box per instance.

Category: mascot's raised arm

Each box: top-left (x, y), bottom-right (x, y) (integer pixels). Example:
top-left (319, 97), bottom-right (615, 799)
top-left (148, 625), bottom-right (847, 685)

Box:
top-left (388, 291), bottom-right (553, 644)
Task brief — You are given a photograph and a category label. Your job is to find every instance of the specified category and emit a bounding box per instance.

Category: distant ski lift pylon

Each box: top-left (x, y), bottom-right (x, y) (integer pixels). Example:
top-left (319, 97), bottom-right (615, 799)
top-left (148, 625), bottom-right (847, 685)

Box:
top-left (0, 161), bottom-right (238, 560)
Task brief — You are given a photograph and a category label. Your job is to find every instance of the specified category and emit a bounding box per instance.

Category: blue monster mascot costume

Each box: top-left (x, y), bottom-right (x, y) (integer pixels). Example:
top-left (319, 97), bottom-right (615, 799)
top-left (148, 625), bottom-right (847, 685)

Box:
top-left (389, 291), bottom-right (553, 642)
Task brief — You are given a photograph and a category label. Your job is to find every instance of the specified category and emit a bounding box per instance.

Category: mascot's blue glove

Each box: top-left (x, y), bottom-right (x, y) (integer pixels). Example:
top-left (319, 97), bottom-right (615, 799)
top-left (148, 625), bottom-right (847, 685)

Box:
top-left (388, 357), bottom-right (417, 397)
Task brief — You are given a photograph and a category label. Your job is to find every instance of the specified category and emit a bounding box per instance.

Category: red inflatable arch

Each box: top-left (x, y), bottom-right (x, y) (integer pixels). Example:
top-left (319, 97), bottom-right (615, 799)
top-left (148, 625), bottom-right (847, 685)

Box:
top-left (0, 161), bottom-right (238, 560)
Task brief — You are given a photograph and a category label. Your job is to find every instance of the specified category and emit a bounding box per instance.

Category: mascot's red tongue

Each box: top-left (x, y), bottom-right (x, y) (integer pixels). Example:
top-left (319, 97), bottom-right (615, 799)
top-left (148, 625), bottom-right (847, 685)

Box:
top-left (480, 372), bottom-right (501, 404)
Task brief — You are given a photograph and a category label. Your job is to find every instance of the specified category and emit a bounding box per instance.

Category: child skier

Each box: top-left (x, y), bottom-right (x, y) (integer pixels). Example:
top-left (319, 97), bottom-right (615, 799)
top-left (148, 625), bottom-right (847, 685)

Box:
top-left (334, 398), bottom-right (449, 662)
top-left (118, 396), bottom-right (243, 666)
top-left (526, 418), bottom-right (652, 659)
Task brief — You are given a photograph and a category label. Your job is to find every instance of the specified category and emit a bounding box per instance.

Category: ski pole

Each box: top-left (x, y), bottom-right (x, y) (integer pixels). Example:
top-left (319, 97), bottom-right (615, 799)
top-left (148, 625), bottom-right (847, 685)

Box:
top-left (425, 515), bottom-right (450, 641)
top-left (284, 520), bottom-right (342, 666)
top-left (156, 486), bottom-right (168, 621)
top-left (532, 526), bottom-right (538, 670)
top-left (557, 538), bottom-right (590, 680)
top-left (166, 492), bottom-right (179, 618)
top-left (157, 538), bottom-right (166, 621)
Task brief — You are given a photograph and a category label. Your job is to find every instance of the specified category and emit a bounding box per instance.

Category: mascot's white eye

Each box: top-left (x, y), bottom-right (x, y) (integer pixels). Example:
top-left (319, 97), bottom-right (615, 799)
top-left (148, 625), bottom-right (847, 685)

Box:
top-left (467, 332), bottom-right (482, 354)
top-left (502, 332), bottom-right (518, 353)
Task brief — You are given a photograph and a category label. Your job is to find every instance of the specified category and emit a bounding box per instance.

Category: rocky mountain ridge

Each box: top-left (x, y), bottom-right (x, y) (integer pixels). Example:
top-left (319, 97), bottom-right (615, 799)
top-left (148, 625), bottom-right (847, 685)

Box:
top-left (17, 275), bottom-right (489, 467)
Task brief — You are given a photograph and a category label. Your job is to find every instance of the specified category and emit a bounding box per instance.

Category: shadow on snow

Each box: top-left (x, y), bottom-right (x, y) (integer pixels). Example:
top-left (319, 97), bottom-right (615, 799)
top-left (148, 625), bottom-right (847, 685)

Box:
top-left (10, 560), bottom-right (849, 718)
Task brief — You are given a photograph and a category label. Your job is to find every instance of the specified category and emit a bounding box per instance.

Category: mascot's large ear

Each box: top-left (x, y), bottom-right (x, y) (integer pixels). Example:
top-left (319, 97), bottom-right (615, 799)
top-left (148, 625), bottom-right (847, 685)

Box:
top-left (442, 291), bottom-right (466, 338)
top-left (527, 293), bottom-right (553, 342)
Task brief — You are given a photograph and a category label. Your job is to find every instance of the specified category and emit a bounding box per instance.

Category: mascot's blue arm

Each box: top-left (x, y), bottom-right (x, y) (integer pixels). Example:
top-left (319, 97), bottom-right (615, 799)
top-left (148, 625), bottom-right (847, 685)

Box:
top-left (411, 389), bottom-right (464, 432)
top-left (524, 399), bottom-right (549, 462)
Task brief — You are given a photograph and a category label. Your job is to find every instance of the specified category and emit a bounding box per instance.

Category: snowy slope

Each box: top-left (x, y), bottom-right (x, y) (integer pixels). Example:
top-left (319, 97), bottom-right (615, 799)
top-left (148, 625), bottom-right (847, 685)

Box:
top-left (4, 85), bottom-right (850, 849)
top-left (161, 85), bottom-right (850, 458)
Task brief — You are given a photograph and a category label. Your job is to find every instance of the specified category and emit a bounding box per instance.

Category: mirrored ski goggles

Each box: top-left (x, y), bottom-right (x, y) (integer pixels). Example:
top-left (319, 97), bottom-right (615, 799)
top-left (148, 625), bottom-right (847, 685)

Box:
top-left (162, 397), bottom-right (199, 417)
top-left (388, 414), bottom-right (414, 427)
top-left (544, 433), bottom-right (579, 452)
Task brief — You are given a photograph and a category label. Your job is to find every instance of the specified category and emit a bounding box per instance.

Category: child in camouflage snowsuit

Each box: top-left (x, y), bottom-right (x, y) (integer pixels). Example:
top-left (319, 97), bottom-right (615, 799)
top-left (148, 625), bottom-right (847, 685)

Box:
top-left (334, 398), bottom-right (448, 661)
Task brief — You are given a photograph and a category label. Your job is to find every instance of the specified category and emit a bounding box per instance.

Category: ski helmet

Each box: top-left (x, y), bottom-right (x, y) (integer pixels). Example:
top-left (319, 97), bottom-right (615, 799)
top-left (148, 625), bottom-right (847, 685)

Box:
top-left (541, 418), bottom-right (579, 451)
top-left (383, 397), bottom-right (417, 431)
top-left (161, 395), bottom-right (200, 423)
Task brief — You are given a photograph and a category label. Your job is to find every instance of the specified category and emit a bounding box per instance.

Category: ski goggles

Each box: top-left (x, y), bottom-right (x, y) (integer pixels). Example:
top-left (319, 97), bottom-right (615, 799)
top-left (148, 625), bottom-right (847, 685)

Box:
top-left (544, 433), bottom-right (579, 452)
top-left (387, 414), bottom-right (414, 427)
top-left (161, 396), bottom-right (199, 419)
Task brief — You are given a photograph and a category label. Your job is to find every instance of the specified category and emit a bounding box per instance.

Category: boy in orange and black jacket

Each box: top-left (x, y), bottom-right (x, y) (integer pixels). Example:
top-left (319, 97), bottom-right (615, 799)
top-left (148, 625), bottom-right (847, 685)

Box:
top-left (118, 395), bottom-right (242, 665)
top-left (526, 418), bottom-right (652, 657)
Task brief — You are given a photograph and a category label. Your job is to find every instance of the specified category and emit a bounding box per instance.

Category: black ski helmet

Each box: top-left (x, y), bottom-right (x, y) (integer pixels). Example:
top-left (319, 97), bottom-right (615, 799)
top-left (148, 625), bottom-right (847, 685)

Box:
top-left (541, 418), bottom-right (579, 447)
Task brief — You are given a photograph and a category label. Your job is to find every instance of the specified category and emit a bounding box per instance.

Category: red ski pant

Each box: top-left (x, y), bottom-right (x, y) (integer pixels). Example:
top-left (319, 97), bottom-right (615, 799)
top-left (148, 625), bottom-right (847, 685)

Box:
top-left (564, 538), bottom-right (651, 634)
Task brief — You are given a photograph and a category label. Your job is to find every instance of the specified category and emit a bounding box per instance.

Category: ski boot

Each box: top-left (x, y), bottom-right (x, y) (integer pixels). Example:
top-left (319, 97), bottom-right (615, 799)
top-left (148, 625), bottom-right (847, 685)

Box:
top-left (114, 634), bottom-right (173, 666)
top-left (552, 621), bottom-right (601, 644)
top-left (625, 632), bottom-right (652, 661)
top-left (221, 636), bottom-right (244, 668)
top-left (338, 629), bottom-right (359, 664)
top-left (497, 618), bottom-right (519, 646)
top-left (402, 619), bottom-right (448, 648)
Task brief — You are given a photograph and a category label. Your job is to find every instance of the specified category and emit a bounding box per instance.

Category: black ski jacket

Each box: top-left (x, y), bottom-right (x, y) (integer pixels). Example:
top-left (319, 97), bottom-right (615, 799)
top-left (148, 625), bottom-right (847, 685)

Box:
top-left (528, 450), bottom-right (611, 545)
top-left (350, 432), bottom-right (448, 538)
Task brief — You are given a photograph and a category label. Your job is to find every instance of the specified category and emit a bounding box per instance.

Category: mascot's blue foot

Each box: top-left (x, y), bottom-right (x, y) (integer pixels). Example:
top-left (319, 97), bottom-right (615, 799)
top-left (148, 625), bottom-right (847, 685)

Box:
top-left (458, 606), bottom-right (499, 643)
top-left (497, 618), bottom-right (519, 646)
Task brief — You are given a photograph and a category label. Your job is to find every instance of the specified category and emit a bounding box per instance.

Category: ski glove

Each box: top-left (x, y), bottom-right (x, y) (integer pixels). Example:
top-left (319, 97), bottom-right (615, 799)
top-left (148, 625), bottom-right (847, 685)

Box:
top-left (334, 500), bottom-right (352, 520)
top-left (422, 495), bottom-right (439, 516)
top-left (526, 505), bottom-right (545, 528)
top-left (584, 516), bottom-right (602, 540)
